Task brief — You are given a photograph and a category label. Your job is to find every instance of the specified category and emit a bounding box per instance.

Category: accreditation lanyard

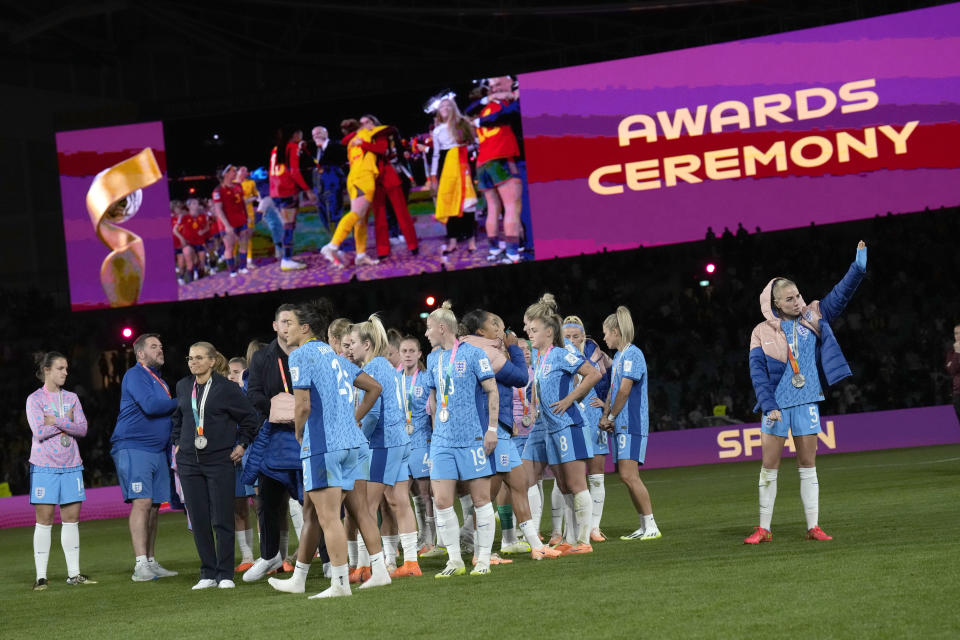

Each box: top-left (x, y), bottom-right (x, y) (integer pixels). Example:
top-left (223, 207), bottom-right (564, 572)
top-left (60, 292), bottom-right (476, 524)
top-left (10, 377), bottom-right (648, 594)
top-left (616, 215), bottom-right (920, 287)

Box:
top-left (436, 341), bottom-right (460, 414)
top-left (786, 320), bottom-right (801, 376)
top-left (278, 357), bottom-right (290, 393)
top-left (140, 363), bottom-right (171, 397)
top-left (402, 369), bottom-right (419, 425)
top-left (191, 378), bottom-right (212, 439)
top-left (532, 347), bottom-right (553, 414)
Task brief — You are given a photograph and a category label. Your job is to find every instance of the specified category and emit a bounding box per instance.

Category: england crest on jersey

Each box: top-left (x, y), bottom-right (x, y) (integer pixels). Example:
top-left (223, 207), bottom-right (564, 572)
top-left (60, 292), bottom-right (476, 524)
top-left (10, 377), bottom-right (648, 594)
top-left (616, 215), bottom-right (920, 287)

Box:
top-left (455, 360), bottom-right (467, 376)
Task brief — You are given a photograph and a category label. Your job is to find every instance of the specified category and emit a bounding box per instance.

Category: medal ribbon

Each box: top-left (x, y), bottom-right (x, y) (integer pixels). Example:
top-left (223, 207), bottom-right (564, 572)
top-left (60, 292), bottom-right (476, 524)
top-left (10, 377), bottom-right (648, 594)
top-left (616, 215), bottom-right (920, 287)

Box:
top-left (402, 369), bottom-right (418, 425)
top-left (437, 340), bottom-right (460, 414)
top-left (140, 363), bottom-right (171, 397)
top-left (532, 346), bottom-right (553, 415)
top-left (786, 320), bottom-right (801, 376)
top-left (278, 357), bottom-right (290, 394)
top-left (191, 378), bottom-right (212, 438)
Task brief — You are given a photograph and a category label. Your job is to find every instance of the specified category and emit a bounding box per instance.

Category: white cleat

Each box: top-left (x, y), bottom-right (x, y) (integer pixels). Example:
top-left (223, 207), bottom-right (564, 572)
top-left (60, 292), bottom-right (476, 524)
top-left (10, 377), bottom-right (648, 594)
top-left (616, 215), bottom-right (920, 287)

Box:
top-left (308, 584), bottom-right (352, 599)
top-left (354, 253), bottom-right (379, 266)
top-left (242, 554), bottom-right (283, 582)
top-left (192, 578), bottom-right (217, 590)
top-left (267, 576), bottom-right (305, 593)
top-left (320, 244), bottom-right (342, 266)
top-left (499, 541), bottom-right (531, 555)
top-left (148, 560), bottom-right (178, 578)
top-left (218, 579), bottom-right (235, 589)
top-left (640, 528), bottom-right (662, 541)
top-left (131, 563), bottom-right (158, 582)
top-left (280, 258), bottom-right (307, 271)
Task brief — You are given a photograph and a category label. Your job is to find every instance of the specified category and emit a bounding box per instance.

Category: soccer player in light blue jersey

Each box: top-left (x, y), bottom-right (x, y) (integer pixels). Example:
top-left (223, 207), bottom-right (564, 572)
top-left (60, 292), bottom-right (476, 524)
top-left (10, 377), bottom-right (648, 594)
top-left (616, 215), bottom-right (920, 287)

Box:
top-left (267, 302), bottom-right (386, 599)
top-left (399, 335), bottom-right (441, 557)
top-left (347, 316), bottom-right (421, 578)
top-left (525, 296), bottom-right (601, 555)
top-left (745, 241), bottom-right (867, 544)
top-left (422, 301), bottom-right (500, 577)
top-left (599, 306), bottom-right (662, 542)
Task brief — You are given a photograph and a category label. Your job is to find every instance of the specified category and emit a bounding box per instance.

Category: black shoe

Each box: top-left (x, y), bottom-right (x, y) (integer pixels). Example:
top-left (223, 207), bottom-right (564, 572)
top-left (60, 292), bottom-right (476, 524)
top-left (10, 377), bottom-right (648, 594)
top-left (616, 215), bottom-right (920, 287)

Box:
top-left (33, 578), bottom-right (48, 591)
top-left (66, 574), bottom-right (97, 585)
top-left (411, 248), bottom-right (419, 256)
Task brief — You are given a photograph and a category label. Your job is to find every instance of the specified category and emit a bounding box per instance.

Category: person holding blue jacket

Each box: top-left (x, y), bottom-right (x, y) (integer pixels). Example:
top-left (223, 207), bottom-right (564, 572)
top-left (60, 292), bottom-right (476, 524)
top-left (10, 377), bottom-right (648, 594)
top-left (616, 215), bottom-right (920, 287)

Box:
top-left (111, 333), bottom-right (179, 582)
top-left (745, 241), bottom-right (867, 544)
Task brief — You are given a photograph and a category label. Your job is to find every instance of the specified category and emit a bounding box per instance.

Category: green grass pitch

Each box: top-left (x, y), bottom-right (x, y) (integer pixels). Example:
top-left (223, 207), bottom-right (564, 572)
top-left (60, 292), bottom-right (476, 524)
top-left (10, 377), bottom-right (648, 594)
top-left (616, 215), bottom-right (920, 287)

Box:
top-left (2, 445), bottom-right (958, 639)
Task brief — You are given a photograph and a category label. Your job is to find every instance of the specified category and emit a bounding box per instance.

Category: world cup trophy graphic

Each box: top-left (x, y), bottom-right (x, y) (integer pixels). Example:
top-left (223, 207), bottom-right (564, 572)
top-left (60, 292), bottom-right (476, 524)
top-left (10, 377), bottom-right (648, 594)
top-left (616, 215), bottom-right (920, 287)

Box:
top-left (85, 148), bottom-right (162, 307)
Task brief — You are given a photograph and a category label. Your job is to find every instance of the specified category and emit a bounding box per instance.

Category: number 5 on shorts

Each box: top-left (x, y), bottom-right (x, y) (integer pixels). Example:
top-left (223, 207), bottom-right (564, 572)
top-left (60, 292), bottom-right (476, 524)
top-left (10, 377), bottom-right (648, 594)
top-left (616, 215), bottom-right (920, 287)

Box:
top-left (808, 405), bottom-right (819, 424)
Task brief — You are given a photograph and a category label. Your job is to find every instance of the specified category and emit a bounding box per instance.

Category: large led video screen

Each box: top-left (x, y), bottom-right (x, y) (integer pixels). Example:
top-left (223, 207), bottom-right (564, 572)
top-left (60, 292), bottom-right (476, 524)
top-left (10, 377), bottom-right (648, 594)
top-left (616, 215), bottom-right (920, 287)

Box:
top-left (520, 2), bottom-right (960, 258)
top-left (55, 3), bottom-right (960, 310)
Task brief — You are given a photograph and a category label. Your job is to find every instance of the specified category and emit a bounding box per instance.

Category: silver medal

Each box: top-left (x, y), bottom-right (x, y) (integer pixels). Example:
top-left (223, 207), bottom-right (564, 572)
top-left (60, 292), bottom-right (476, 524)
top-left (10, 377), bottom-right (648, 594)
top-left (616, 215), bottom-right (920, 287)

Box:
top-left (521, 415), bottom-right (532, 427)
top-left (438, 407), bottom-right (449, 423)
top-left (791, 373), bottom-right (806, 388)
top-left (194, 435), bottom-right (208, 450)
top-left (60, 434), bottom-right (71, 447)
top-left (406, 421), bottom-right (415, 435)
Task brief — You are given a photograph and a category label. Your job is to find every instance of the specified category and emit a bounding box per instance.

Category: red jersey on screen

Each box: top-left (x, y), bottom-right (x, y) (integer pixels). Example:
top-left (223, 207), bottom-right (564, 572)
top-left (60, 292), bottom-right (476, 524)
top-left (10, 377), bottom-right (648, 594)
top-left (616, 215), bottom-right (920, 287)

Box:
top-left (207, 212), bottom-right (223, 236)
top-left (171, 216), bottom-right (183, 249)
top-left (212, 183), bottom-right (247, 228)
top-left (178, 215), bottom-right (208, 246)
top-left (477, 100), bottom-right (520, 166)
top-left (269, 142), bottom-right (310, 198)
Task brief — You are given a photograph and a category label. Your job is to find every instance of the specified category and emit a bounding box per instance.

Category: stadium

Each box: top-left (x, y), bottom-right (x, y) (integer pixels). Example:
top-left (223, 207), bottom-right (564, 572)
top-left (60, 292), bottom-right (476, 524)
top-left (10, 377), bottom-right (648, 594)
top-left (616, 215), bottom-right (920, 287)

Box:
top-left (1, 1), bottom-right (958, 637)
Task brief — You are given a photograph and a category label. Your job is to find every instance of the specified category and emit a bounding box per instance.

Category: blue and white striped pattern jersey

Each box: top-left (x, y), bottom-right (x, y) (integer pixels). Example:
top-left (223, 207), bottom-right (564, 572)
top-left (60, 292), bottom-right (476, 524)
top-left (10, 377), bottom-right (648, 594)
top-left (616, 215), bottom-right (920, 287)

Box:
top-left (362, 356), bottom-right (410, 448)
top-left (421, 342), bottom-right (495, 447)
top-left (610, 344), bottom-right (649, 437)
top-left (533, 346), bottom-right (585, 433)
top-left (289, 340), bottom-right (367, 456)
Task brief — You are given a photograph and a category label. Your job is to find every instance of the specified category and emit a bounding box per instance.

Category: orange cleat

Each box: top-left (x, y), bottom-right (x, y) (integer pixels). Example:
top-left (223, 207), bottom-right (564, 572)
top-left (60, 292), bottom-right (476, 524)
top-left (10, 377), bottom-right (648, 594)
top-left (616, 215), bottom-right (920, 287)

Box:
top-left (349, 566), bottom-right (371, 584)
top-left (471, 554), bottom-right (513, 566)
top-left (552, 543), bottom-right (573, 554)
top-left (390, 561), bottom-right (423, 578)
top-left (234, 562), bottom-right (254, 572)
top-left (547, 534), bottom-right (563, 546)
top-left (531, 546), bottom-right (562, 560)
top-left (282, 561), bottom-right (295, 573)
top-left (561, 543), bottom-right (593, 556)
top-left (590, 529), bottom-right (607, 543)
top-left (744, 526), bottom-right (772, 544)
top-left (806, 526), bottom-right (833, 541)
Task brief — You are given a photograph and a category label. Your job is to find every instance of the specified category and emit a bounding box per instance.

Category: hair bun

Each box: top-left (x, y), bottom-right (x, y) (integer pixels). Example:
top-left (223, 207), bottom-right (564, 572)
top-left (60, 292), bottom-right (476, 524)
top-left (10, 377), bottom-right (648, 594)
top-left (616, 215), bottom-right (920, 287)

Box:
top-left (441, 300), bottom-right (454, 311)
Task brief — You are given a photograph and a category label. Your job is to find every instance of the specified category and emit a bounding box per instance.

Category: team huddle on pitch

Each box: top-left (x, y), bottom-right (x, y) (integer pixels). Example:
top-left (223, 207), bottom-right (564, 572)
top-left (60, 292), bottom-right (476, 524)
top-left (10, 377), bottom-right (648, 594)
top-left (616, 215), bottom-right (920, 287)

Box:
top-left (27, 241), bottom-right (866, 596)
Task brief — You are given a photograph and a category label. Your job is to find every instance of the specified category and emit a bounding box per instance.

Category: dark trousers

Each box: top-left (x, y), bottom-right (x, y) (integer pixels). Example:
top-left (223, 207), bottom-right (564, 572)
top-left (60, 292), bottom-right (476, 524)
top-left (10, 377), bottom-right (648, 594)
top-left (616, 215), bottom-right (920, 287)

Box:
top-left (256, 473), bottom-right (294, 560)
top-left (177, 455), bottom-right (235, 581)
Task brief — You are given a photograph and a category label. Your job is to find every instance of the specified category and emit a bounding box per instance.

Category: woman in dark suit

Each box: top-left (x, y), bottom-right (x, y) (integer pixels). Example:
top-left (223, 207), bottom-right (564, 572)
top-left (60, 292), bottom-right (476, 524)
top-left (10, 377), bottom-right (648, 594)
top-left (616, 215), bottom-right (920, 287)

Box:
top-left (173, 341), bottom-right (259, 589)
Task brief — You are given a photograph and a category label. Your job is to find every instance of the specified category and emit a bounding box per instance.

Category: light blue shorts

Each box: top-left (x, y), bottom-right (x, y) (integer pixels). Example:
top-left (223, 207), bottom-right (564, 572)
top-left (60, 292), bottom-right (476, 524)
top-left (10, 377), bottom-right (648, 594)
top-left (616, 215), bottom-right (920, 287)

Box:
top-left (369, 444), bottom-right (411, 486)
top-left (521, 425), bottom-right (549, 463)
top-left (584, 417), bottom-right (610, 456)
top-left (30, 465), bottom-right (85, 505)
top-left (302, 446), bottom-right (370, 492)
top-left (546, 425), bottom-right (593, 466)
top-left (113, 449), bottom-right (170, 504)
top-left (762, 403), bottom-right (822, 438)
top-left (512, 435), bottom-right (529, 458)
top-left (493, 427), bottom-right (523, 473)
top-left (407, 445), bottom-right (432, 479)
top-left (429, 443), bottom-right (493, 481)
top-left (613, 430), bottom-right (648, 465)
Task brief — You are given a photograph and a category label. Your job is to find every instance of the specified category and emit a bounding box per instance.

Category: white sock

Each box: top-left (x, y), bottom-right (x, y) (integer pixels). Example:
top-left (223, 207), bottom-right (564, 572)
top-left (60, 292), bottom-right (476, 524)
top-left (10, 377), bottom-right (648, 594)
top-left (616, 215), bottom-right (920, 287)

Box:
top-left (436, 506), bottom-right (463, 565)
top-left (238, 528), bottom-right (253, 563)
top-left (550, 482), bottom-right (564, 534)
top-left (527, 484), bottom-right (542, 534)
top-left (799, 467), bottom-right (819, 529)
top-left (279, 529), bottom-right (289, 558)
top-left (475, 503), bottom-right (495, 566)
top-left (642, 513), bottom-right (658, 532)
top-left (357, 537), bottom-right (370, 567)
top-left (382, 535), bottom-right (399, 567)
top-left (518, 519), bottom-right (543, 550)
top-left (369, 551), bottom-right (388, 579)
top-left (135, 554), bottom-right (148, 567)
top-left (562, 493), bottom-right (576, 545)
top-left (34, 523), bottom-right (52, 580)
top-left (412, 496), bottom-right (426, 542)
top-left (759, 467), bottom-right (779, 531)
top-left (424, 516), bottom-right (436, 546)
top-left (61, 521), bottom-right (80, 577)
top-left (501, 523), bottom-right (517, 545)
top-left (331, 563), bottom-right (350, 589)
top-left (459, 494), bottom-right (475, 530)
top-left (587, 474), bottom-right (606, 531)
top-left (288, 499), bottom-right (304, 542)
top-left (347, 539), bottom-right (358, 567)
top-left (291, 560), bottom-right (310, 587)
top-left (400, 531), bottom-right (418, 564)
top-left (573, 491), bottom-right (591, 545)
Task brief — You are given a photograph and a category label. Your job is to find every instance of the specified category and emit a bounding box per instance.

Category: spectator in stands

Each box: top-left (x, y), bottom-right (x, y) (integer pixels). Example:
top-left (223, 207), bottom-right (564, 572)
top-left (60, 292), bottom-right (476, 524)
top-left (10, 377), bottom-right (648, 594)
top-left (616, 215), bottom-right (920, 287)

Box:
top-left (947, 323), bottom-right (960, 419)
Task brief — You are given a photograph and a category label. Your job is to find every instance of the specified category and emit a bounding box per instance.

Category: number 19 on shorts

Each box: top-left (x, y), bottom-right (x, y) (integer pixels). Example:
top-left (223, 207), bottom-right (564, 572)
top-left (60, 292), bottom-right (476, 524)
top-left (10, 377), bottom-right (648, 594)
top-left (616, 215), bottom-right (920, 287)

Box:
top-left (471, 447), bottom-right (486, 468)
